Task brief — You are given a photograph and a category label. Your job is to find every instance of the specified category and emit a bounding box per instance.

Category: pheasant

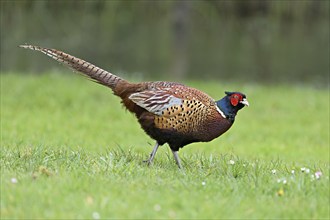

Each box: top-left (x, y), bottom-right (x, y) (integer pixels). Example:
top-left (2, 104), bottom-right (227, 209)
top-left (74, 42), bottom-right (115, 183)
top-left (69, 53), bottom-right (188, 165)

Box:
top-left (19, 45), bottom-right (249, 169)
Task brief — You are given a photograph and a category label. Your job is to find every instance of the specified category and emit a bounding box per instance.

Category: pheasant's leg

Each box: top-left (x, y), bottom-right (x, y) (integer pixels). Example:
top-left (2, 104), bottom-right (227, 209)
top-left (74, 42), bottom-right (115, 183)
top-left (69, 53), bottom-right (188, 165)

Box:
top-left (171, 150), bottom-right (183, 169)
top-left (144, 142), bottom-right (160, 166)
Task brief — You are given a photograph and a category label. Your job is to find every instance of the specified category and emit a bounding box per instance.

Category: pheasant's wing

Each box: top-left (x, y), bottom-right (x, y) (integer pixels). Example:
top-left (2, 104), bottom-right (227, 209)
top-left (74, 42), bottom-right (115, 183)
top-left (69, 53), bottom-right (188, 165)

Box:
top-left (129, 88), bottom-right (183, 116)
top-left (129, 83), bottom-right (216, 116)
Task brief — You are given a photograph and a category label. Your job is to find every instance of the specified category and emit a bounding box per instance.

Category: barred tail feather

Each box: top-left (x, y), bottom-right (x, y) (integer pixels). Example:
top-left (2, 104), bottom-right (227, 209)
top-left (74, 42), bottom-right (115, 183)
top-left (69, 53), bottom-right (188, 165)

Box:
top-left (19, 44), bottom-right (125, 90)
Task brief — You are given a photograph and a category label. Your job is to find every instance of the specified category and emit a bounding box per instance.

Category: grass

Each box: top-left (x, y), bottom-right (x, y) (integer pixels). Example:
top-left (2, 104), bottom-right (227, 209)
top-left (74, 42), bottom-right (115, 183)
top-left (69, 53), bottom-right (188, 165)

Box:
top-left (1, 72), bottom-right (329, 219)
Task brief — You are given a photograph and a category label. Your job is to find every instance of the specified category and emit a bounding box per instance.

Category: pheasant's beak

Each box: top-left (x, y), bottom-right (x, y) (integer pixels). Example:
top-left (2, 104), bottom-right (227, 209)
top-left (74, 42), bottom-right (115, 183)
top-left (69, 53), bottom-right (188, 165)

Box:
top-left (240, 98), bottom-right (249, 107)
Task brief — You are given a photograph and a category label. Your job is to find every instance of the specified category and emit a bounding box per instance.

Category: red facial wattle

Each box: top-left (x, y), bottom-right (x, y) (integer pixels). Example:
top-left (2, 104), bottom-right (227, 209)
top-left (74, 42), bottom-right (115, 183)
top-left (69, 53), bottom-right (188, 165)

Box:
top-left (230, 94), bottom-right (242, 106)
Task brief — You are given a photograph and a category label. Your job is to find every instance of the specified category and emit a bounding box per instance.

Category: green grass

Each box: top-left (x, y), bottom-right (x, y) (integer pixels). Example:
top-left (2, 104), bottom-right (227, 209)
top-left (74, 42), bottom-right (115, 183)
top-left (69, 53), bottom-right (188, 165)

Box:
top-left (1, 72), bottom-right (329, 219)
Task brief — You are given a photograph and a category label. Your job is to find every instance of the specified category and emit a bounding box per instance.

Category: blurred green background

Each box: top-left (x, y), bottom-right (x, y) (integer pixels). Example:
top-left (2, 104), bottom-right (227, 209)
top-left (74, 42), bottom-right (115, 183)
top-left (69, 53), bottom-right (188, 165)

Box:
top-left (1, 0), bottom-right (329, 85)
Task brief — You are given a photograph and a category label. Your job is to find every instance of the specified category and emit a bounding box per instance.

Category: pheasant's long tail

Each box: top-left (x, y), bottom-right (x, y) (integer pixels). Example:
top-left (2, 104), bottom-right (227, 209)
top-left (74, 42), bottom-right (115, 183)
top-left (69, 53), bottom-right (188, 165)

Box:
top-left (19, 44), bottom-right (125, 90)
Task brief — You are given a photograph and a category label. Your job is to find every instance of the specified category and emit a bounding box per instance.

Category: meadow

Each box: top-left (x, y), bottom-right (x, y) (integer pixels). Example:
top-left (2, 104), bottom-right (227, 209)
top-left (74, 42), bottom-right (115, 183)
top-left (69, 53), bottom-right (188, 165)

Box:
top-left (1, 72), bottom-right (329, 219)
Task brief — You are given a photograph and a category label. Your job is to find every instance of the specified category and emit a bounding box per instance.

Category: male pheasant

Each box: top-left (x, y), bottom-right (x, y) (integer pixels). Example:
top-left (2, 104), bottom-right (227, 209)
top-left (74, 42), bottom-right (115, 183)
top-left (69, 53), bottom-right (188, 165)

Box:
top-left (20, 45), bottom-right (249, 168)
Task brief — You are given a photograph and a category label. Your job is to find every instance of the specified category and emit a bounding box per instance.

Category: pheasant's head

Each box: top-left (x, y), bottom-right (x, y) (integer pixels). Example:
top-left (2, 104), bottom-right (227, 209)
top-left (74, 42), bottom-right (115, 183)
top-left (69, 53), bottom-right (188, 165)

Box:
top-left (216, 91), bottom-right (249, 122)
top-left (225, 91), bottom-right (249, 109)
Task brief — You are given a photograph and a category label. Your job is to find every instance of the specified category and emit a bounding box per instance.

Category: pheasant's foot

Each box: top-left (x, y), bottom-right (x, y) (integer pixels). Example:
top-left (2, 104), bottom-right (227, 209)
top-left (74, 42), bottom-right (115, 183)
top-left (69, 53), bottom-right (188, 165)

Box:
top-left (171, 150), bottom-right (183, 169)
top-left (143, 142), bottom-right (159, 166)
